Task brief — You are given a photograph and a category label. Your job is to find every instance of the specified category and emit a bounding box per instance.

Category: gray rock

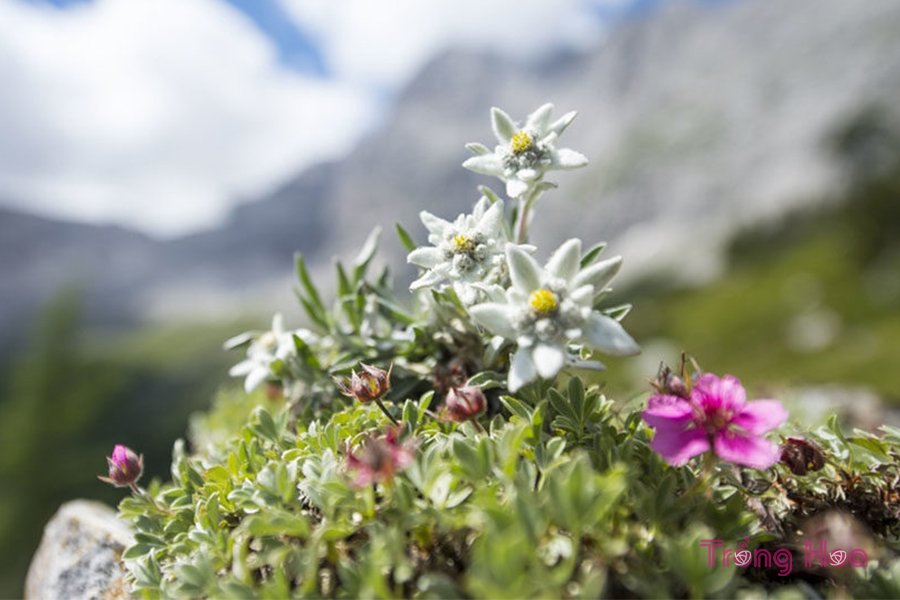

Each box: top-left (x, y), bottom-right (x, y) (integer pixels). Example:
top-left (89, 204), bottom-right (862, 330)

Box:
top-left (25, 500), bottom-right (134, 600)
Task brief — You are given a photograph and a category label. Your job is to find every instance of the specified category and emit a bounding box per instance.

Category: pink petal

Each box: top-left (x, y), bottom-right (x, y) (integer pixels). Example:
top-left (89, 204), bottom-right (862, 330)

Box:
top-left (392, 447), bottom-right (415, 470)
top-left (713, 432), bottom-right (781, 469)
top-left (642, 395), bottom-right (694, 430)
top-left (353, 470), bottom-right (375, 488)
top-left (733, 400), bottom-right (788, 435)
top-left (693, 374), bottom-right (746, 411)
top-left (112, 445), bottom-right (129, 465)
top-left (650, 426), bottom-right (710, 467)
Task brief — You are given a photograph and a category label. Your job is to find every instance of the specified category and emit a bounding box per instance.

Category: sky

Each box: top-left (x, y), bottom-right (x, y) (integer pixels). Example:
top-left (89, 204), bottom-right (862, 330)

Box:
top-left (0, 0), bottom-right (635, 236)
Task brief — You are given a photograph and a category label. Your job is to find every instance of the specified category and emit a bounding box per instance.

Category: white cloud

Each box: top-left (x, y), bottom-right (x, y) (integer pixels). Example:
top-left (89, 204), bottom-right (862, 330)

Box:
top-left (280, 0), bottom-right (612, 89)
top-left (0, 0), bottom-right (624, 235)
top-left (0, 0), bottom-right (375, 236)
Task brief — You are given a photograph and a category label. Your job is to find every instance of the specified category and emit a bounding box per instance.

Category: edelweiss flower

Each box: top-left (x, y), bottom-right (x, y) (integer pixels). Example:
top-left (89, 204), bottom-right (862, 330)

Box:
top-left (407, 197), bottom-right (507, 304)
top-left (224, 313), bottom-right (317, 393)
top-left (469, 240), bottom-right (639, 391)
top-left (642, 374), bottom-right (788, 469)
top-left (462, 103), bottom-right (587, 199)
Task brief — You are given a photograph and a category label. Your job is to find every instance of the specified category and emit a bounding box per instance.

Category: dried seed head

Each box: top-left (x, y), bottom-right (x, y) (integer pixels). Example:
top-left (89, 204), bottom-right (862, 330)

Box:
top-left (781, 437), bottom-right (826, 476)
top-left (346, 427), bottom-right (416, 487)
top-left (337, 363), bottom-right (392, 403)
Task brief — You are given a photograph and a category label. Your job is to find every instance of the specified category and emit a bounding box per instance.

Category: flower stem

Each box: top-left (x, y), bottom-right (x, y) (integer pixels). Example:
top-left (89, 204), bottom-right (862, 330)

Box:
top-left (130, 483), bottom-right (173, 515)
top-left (684, 453), bottom-right (718, 498)
top-left (374, 398), bottom-right (400, 426)
top-left (422, 409), bottom-right (443, 421)
top-left (515, 187), bottom-right (540, 243)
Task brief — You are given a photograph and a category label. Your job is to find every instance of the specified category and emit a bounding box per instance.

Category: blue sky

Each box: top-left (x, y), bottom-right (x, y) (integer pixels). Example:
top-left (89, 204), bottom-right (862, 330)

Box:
top-left (0, 0), bottom-right (644, 235)
top-left (20, 0), bottom-right (330, 74)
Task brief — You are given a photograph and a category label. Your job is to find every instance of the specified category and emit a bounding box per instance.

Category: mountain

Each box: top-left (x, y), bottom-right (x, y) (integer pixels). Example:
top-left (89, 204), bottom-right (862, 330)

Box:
top-left (0, 209), bottom-right (159, 346)
top-left (325, 0), bottom-right (900, 284)
top-left (3, 0), bottom-right (900, 337)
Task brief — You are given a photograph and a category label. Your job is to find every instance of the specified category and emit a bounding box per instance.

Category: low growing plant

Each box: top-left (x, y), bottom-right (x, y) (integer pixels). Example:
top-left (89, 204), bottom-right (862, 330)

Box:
top-left (106, 104), bottom-right (900, 599)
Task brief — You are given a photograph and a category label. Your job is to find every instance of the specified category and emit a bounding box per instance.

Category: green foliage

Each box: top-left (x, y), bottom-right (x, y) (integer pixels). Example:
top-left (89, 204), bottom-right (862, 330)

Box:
top-left (112, 107), bottom-right (900, 599)
top-left (599, 177), bottom-right (900, 403)
top-left (118, 368), bottom-right (900, 599)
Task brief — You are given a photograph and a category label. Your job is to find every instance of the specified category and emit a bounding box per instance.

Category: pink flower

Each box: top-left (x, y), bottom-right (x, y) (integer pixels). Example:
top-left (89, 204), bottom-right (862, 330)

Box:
top-left (346, 428), bottom-right (416, 487)
top-left (98, 444), bottom-right (144, 487)
top-left (642, 374), bottom-right (788, 469)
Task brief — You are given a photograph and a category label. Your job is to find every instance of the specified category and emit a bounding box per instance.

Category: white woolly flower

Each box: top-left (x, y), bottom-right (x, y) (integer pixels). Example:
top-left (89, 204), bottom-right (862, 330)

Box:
top-left (407, 197), bottom-right (507, 304)
top-left (462, 103), bottom-right (588, 199)
top-left (469, 240), bottom-right (639, 392)
top-left (224, 313), bottom-right (318, 393)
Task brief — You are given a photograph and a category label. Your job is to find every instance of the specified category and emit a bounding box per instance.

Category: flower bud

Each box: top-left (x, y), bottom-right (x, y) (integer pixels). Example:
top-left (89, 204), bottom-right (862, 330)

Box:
top-left (444, 386), bottom-right (487, 422)
top-left (98, 444), bottom-right (143, 487)
top-left (780, 437), bottom-right (826, 475)
top-left (651, 363), bottom-right (690, 399)
top-left (337, 363), bottom-right (392, 403)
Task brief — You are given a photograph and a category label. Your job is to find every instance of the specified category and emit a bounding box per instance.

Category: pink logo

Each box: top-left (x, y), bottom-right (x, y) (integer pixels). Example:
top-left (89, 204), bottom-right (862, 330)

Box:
top-left (701, 538), bottom-right (868, 576)
top-left (734, 537), bottom-right (752, 567)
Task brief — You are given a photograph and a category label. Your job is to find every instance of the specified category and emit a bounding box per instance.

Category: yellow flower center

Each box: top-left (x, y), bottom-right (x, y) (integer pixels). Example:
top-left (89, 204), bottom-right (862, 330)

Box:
top-left (529, 288), bottom-right (558, 316)
top-left (510, 130), bottom-right (533, 155)
top-left (453, 234), bottom-right (474, 252)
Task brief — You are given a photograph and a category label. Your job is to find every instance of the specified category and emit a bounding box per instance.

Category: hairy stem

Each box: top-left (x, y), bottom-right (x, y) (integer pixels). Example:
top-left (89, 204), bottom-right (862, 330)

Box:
top-left (515, 186), bottom-right (541, 243)
top-left (130, 483), bottom-right (173, 515)
top-left (374, 397), bottom-right (400, 426)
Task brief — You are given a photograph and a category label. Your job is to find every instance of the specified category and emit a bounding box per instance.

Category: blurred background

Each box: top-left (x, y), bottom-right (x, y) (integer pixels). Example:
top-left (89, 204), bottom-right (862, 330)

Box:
top-left (2, 0), bottom-right (900, 594)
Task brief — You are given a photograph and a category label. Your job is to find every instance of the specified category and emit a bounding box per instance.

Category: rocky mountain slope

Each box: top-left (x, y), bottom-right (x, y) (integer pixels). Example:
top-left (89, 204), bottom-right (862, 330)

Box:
top-left (3, 0), bottom-right (900, 338)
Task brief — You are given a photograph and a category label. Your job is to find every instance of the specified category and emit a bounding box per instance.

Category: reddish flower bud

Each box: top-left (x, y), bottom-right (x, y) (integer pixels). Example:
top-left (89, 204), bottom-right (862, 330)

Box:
top-left (432, 360), bottom-right (473, 396)
top-left (444, 386), bottom-right (487, 422)
top-left (336, 363), bottom-right (392, 403)
top-left (98, 445), bottom-right (144, 487)
top-left (651, 362), bottom-right (690, 399)
top-left (346, 427), bottom-right (416, 487)
top-left (780, 437), bottom-right (826, 475)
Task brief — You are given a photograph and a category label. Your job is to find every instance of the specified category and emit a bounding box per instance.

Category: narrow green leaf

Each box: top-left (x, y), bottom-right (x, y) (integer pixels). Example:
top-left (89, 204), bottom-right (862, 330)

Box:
top-left (466, 371), bottom-right (506, 390)
top-left (500, 395), bottom-right (533, 421)
top-left (603, 303), bottom-right (632, 322)
top-left (567, 376), bottom-right (585, 420)
top-left (294, 290), bottom-right (330, 331)
top-left (418, 390), bottom-right (435, 413)
top-left (374, 296), bottom-right (415, 325)
top-left (352, 226), bottom-right (381, 282)
top-left (402, 399), bottom-right (419, 432)
top-left (122, 543), bottom-right (155, 559)
top-left (294, 253), bottom-right (324, 312)
top-left (336, 261), bottom-right (352, 297)
top-left (395, 223), bottom-right (417, 252)
top-left (478, 185), bottom-right (501, 204)
top-left (580, 242), bottom-right (607, 267)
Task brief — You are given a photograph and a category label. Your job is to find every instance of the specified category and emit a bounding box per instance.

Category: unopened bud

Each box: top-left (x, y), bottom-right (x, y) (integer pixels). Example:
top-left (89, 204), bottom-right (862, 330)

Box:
top-left (98, 445), bottom-right (143, 487)
top-left (444, 386), bottom-right (487, 422)
top-left (781, 437), bottom-right (826, 476)
top-left (651, 364), bottom-right (690, 399)
top-left (337, 363), bottom-right (392, 403)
